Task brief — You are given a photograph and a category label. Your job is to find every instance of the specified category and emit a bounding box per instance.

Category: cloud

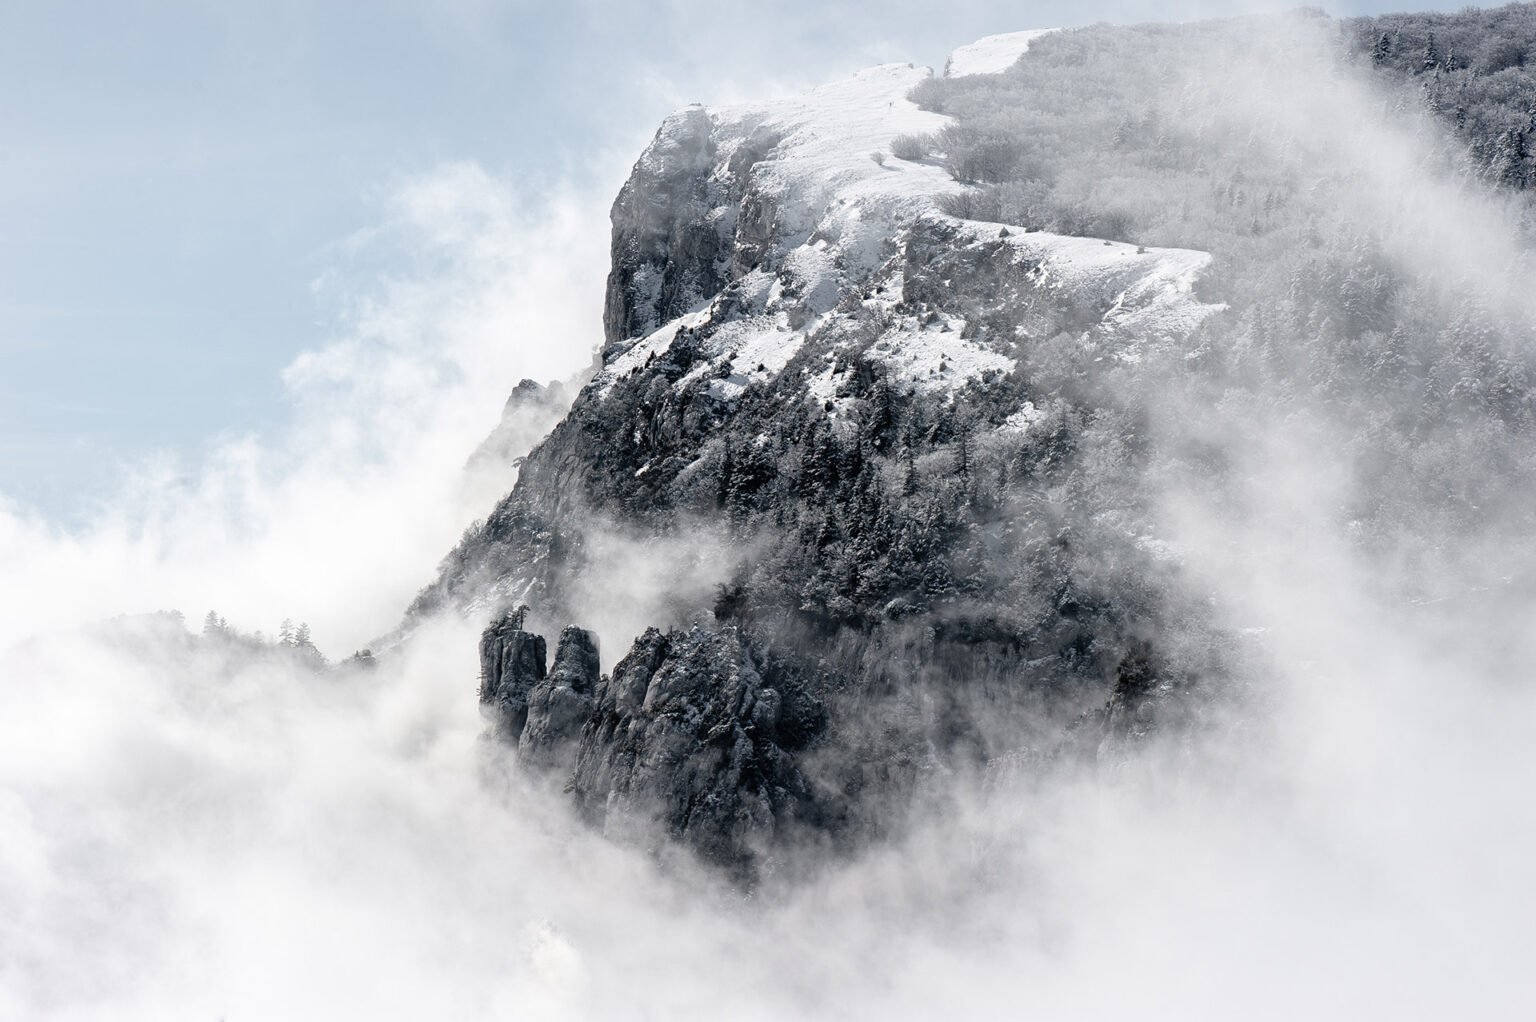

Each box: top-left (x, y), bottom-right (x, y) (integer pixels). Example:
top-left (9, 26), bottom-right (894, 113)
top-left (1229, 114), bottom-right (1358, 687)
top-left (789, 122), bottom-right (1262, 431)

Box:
top-left (0, 161), bottom-right (608, 655)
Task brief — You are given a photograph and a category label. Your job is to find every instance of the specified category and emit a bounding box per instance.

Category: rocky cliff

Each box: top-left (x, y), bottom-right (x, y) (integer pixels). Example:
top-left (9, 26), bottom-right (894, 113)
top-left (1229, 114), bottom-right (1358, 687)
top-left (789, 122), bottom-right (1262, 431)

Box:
top-left (397, 37), bottom-right (1240, 882)
top-left (403, 13), bottom-right (1536, 882)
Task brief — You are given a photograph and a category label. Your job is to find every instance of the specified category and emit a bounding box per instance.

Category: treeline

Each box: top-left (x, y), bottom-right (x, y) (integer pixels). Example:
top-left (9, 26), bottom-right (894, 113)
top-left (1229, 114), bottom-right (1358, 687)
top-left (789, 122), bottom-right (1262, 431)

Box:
top-left (1348, 2), bottom-right (1536, 191)
top-left (199, 612), bottom-right (380, 669)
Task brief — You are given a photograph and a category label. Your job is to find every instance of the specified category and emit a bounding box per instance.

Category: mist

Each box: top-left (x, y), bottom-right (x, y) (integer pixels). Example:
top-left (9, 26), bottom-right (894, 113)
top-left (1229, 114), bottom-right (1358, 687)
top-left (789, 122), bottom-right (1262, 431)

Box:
top-left (0, 164), bottom-right (604, 656)
top-left (5, 10), bottom-right (1536, 1021)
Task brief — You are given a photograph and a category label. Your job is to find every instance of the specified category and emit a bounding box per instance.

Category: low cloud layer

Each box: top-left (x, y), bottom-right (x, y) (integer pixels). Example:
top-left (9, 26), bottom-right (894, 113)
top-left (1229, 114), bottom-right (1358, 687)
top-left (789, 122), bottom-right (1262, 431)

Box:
top-left (6, 575), bottom-right (1530, 1019)
top-left (0, 163), bottom-right (606, 655)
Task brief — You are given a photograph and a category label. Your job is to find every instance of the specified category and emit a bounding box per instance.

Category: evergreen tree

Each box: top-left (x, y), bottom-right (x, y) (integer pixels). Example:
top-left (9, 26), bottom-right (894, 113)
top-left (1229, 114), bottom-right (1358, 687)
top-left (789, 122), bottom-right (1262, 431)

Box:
top-left (1372, 31), bottom-right (1392, 65)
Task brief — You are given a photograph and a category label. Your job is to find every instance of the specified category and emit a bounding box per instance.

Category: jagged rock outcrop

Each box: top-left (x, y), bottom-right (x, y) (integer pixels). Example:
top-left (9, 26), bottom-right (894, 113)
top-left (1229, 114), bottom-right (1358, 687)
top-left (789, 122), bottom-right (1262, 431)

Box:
top-left (572, 625), bottom-right (824, 875)
top-left (479, 614), bottom-right (827, 878)
top-left (479, 610), bottom-right (603, 771)
top-left (478, 608), bottom-right (546, 741)
top-left (519, 626), bottom-right (600, 771)
top-left (464, 378), bottom-right (572, 488)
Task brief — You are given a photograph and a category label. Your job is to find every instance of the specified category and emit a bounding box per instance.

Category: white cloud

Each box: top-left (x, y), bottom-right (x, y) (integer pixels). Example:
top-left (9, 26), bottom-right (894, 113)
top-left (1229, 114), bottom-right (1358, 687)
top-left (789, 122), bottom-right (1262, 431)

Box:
top-left (0, 162), bottom-right (608, 655)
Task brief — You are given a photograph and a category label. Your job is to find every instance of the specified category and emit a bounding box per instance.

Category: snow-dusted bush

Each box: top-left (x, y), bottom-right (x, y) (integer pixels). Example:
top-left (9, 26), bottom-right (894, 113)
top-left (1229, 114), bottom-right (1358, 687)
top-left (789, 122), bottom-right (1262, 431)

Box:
top-left (889, 133), bottom-right (934, 161)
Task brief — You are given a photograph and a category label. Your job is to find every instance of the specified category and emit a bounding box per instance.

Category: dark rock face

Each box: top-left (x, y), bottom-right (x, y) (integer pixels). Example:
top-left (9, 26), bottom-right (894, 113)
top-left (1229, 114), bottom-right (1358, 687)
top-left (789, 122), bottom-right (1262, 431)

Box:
top-left (574, 625), bottom-right (823, 877)
top-left (519, 626), bottom-right (601, 772)
top-left (601, 110), bottom-right (783, 359)
top-left (603, 107), bottom-right (727, 357)
top-left (1101, 639), bottom-right (1159, 744)
top-left (478, 608), bottom-right (547, 741)
top-left (480, 614), bottom-right (825, 880)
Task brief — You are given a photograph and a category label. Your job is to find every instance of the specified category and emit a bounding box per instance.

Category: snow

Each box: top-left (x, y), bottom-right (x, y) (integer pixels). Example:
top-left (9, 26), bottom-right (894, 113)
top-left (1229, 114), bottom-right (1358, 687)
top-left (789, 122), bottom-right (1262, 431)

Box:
top-left (805, 362), bottom-right (844, 408)
top-left (868, 314), bottom-right (1015, 395)
top-left (597, 63), bottom-right (962, 400)
top-left (603, 306), bottom-right (711, 385)
top-left (945, 29), bottom-right (1058, 78)
top-left (594, 31), bottom-right (1220, 408)
top-left (998, 401), bottom-right (1044, 434)
top-left (711, 321), bottom-right (806, 401)
top-left (981, 226), bottom-right (1222, 341)
top-left (708, 61), bottom-right (963, 262)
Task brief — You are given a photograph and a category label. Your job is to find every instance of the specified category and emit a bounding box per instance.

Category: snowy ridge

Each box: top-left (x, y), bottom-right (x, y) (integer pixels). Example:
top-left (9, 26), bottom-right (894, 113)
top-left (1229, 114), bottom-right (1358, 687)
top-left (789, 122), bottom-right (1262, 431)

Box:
top-left (601, 62), bottom-right (959, 396)
top-left (596, 37), bottom-right (1219, 407)
top-left (993, 228), bottom-right (1219, 341)
top-left (944, 29), bottom-right (1059, 77)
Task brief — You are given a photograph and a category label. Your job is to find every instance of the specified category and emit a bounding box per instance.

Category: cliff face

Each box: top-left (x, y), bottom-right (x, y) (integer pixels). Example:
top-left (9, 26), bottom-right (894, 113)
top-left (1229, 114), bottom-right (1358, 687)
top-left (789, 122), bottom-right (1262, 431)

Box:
top-left (602, 106), bottom-right (734, 356)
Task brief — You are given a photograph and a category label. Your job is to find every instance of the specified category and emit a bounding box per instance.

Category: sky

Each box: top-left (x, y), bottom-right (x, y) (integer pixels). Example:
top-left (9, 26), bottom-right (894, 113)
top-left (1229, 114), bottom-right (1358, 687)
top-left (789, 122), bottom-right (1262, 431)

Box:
top-left (0, 0), bottom-right (1431, 521)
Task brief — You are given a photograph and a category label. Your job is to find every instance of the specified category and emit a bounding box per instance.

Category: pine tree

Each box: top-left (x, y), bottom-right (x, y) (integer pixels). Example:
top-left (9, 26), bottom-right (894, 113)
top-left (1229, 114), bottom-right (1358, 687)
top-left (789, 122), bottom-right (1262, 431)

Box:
top-left (1372, 31), bottom-right (1392, 65)
top-left (1491, 127), bottom-right (1530, 189)
top-left (864, 377), bottom-right (894, 451)
top-left (953, 413), bottom-right (976, 492)
top-left (717, 439), bottom-right (737, 508)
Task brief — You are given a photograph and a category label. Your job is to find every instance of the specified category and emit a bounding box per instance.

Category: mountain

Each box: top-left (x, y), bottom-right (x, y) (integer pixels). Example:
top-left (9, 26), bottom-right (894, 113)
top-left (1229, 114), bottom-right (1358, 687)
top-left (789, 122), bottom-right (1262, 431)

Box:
top-left (402, 10), bottom-right (1536, 885)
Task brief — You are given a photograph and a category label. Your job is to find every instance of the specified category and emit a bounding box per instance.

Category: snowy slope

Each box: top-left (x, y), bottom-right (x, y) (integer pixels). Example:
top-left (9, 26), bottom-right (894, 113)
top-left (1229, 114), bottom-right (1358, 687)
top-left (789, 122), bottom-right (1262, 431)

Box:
top-left (945, 29), bottom-right (1058, 77)
top-left (595, 36), bottom-right (1219, 406)
top-left (601, 63), bottom-right (961, 395)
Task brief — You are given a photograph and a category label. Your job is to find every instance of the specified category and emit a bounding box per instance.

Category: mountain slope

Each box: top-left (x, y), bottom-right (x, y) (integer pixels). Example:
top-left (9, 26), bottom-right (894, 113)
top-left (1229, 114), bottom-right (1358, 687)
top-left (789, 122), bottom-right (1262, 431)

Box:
top-left (408, 10), bottom-right (1536, 883)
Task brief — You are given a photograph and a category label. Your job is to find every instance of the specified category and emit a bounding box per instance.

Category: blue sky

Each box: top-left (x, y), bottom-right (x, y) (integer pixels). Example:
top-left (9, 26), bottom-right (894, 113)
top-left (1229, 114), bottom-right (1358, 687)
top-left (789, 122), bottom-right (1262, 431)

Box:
top-left (0, 0), bottom-right (1427, 520)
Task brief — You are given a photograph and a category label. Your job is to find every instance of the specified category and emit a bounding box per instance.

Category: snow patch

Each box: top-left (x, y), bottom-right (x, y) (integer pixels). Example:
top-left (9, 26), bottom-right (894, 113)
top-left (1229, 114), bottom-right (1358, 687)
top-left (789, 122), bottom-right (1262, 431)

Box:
top-left (805, 361), bottom-right (850, 417)
top-left (869, 315), bottom-right (1015, 395)
top-left (962, 220), bottom-right (1223, 343)
top-left (602, 306), bottom-right (712, 389)
top-left (715, 323), bottom-right (806, 399)
top-left (998, 401), bottom-right (1044, 434)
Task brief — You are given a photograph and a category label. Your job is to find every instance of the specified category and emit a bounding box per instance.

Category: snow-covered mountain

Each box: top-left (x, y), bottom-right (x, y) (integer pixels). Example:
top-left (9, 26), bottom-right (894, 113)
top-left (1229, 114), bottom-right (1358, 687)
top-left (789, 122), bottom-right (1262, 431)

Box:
top-left (405, 12), bottom-right (1536, 883)
top-left (598, 56), bottom-right (1217, 407)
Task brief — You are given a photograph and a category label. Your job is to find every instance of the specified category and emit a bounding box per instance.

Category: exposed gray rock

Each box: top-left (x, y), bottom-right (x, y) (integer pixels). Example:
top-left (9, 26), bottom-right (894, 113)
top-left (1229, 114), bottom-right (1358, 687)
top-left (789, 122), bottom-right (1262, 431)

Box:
top-left (481, 614), bottom-right (825, 882)
top-left (477, 607), bottom-right (546, 741)
top-left (464, 378), bottom-right (573, 476)
top-left (603, 106), bottom-right (725, 357)
top-left (518, 626), bottom-right (600, 772)
top-left (601, 109), bottom-right (783, 360)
